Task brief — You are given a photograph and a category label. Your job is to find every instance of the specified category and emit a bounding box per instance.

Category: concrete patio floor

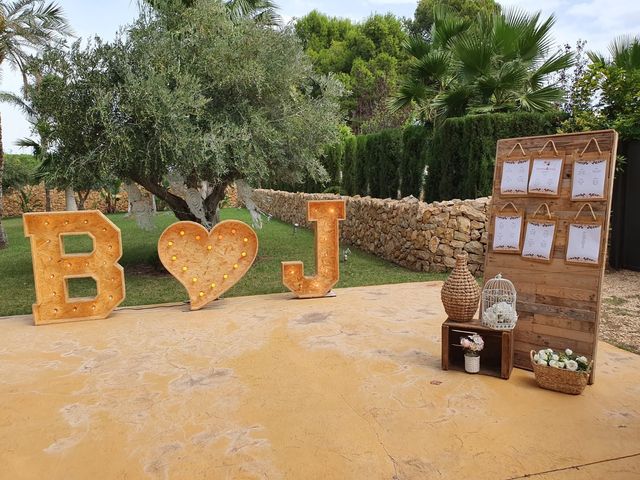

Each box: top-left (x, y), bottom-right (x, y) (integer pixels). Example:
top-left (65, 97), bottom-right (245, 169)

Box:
top-left (1, 282), bottom-right (639, 480)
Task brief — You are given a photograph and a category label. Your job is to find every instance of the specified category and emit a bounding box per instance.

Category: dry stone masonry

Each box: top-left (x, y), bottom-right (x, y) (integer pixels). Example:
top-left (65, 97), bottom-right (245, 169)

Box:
top-left (3, 184), bottom-right (130, 218)
top-left (252, 189), bottom-right (490, 274)
top-left (4, 184), bottom-right (238, 218)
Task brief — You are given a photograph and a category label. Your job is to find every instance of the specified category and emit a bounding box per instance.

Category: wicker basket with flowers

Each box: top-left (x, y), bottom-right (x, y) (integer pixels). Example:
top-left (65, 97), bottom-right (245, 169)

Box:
top-left (530, 348), bottom-right (592, 395)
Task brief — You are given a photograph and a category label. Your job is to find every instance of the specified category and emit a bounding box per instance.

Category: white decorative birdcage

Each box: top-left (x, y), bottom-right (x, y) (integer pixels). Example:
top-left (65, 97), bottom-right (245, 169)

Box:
top-left (481, 273), bottom-right (518, 330)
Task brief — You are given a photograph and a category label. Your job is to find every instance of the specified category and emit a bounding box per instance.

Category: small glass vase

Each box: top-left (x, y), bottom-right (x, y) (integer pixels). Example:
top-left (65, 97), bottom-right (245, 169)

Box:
top-left (464, 353), bottom-right (480, 374)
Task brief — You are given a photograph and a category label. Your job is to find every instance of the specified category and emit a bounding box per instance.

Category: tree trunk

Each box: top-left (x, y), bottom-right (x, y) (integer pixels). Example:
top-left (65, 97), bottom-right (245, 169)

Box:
top-left (0, 113), bottom-right (8, 249)
top-left (65, 186), bottom-right (78, 211)
top-left (44, 187), bottom-right (52, 211)
top-left (76, 190), bottom-right (90, 210)
top-left (203, 183), bottom-right (228, 225)
top-left (42, 142), bottom-right (52, 212)
top-left (130, 174), bottom-right (229, 225)
top-left (130, 173), bottom-right (198, 222)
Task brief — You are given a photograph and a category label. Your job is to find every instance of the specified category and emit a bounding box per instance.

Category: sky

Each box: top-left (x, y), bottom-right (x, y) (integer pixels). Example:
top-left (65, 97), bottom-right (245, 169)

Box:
top-left (2, 0), bottom-right (639, 153)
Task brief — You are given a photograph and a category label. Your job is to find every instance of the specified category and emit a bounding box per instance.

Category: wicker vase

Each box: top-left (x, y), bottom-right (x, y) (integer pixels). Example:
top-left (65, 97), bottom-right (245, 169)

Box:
top-left (441, 253), bottom-right (480, 322)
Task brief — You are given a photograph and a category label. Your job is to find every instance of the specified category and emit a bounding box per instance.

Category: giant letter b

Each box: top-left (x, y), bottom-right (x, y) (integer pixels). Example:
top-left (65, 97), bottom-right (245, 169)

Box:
top-left (23, 211), bottom-right (125, 325)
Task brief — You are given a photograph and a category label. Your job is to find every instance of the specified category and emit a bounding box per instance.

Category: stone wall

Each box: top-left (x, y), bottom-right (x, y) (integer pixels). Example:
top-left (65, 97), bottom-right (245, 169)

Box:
top-left (225, 184), bottom-right (240, 208)
top-left (4, 183), bottom-right (242, 218)
top-left (252, 189), bottom-right (490, 274)
top-left (2, 184), bottom-right (130, 218)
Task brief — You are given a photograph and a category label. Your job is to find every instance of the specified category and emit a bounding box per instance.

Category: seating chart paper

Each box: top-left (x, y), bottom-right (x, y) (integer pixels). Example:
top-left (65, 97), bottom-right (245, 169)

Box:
top-left (492, 215), bottom-right (523, 252)
top-left (528, 158), bottom-right (563, 195)
top-left (522, 221), bottom-right (556, 261)
top-left (500, 159), bottom-right (530, 195)
top-left (566, 223), bottom-right (602, 265)
top-left (571, 159), bottom-right (607, 200)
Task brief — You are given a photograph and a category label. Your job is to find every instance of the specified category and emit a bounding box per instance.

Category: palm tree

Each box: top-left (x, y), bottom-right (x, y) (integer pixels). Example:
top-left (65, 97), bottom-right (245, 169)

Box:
top-left (14, 137), bottom-right (47, 201)
top-left (0, 0), bottom-right (71, 248)
top-left (144, 0), bottom-right (280, 25)
top-left (391, 7), bottom-right (573, 124)
top-left (225, 0), bottom-right (280, 25)
top-left (1, 72), bottom-right (77, 212)
top-left (588, 35), bottom-right (640, 70)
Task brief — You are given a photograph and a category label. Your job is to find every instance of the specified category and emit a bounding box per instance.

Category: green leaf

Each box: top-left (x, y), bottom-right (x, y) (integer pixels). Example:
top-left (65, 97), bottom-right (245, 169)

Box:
top-left (519, 85), bottom-right (565, 111)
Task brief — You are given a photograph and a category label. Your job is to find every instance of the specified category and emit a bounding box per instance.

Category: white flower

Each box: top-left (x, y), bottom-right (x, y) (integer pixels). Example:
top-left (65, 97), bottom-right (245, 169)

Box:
top-left (483, 310), bottom-right (498, 323)
top-left (565, 348), bottom-right (573, 356)
top-left (549, 360), bottom-right (559, 368)
top-left (576, 356), bottom-right (588, 364)
top-left (551, 354), bottom-right (559, 361)
top-left (546, 348), bottom-right (553, 354)
top-left (538, 349), bottom-right (548, 359)
top-left (557, 361), bottom-right (565, 368)
top-left (533, 354), bottom-right (540, 362)
top-left (484, 302), bottom-right (517, 325)
top-left (537, 359), bottom-right (548, 366)
top-left (565, 360), bottom-right (578, 371)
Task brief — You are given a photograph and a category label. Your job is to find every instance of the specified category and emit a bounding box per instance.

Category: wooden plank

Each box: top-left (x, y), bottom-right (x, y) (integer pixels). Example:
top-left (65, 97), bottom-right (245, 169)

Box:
top-left (535, 285), bottom-right (597, 302)
top-left (442, 323), bottom-right (449, 370)
top-left (513, 333), bottom-right (594, 361)
top-left (486, 269), bottom-right (600, 289)
top-left (487, 253), bottom-right (604, 276)
top-left (531, 323), bottom-right (594, 344)
top-left (534, 295), bottom-right (597, 312)
top-left (533, 314), bottom-right (596, 334)
top-left (516, 301), bottom-right (596, 322)
top-left (515, 285), bottom-right (597, 309)
top-left (484, 130), bottom-right (617, 384)
top-left (501, 331), bottom-right (514, 379)
top-left (514, 351), bottom-right (533, 371)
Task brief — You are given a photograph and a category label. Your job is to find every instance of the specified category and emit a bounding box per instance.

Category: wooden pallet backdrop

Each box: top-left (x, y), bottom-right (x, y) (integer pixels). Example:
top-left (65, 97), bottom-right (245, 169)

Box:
top-left (484, 130), bottom-right (618, 383)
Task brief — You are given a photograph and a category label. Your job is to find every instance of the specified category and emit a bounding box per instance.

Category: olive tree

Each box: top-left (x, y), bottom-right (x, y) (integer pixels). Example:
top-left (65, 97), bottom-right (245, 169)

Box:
top-left (41, 0), bottom-right (343, 225)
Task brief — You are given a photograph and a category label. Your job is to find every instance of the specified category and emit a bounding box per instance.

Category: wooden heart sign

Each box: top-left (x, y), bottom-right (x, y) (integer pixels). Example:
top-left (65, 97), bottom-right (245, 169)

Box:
top-left (158, 220), bottom-right (258, 310)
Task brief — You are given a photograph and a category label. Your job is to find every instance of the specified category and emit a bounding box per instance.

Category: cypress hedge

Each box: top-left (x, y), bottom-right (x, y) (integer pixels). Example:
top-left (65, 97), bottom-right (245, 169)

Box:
top-left (424, 111), bottom-right (565, 202)
top-left (365, 128), bottom-right (403, 199)
top-left (355, 135), bottom-right (369, 196)
top-left (324, 142), bottom-right (343, 186)
top-left (262, 111), bottom-right (565, 201)
top-left (400, 125), bottom-right (430, 198)
top-left (261, 140), bottom-right (345, 193)
top-left (342, 136), bottom-right (357, 195)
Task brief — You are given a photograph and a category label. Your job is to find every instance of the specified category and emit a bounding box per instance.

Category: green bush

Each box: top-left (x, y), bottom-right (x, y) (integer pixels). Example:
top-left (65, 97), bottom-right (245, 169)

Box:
top-left (2, 154), bottom-right (39, 192)
top-left (263, 111), bottom-right (564, 201)
top-left (363, 133), bottom-right (379, 197)
top-left (355, 135), bottom-right (369, 196)
top-left (401, 125), bottom-right (430, 198)
top-left (323, 142), bottom-right (344, 186)
top-left (323, 185), bottom-right (346, 195)
top-left (425, 111), bottom-right (566, 202)
top-left (365, 128), bottom-right (402, 199)
top-left (339, 126), bottom-right (428, 199)
top-left (2, 154), bottom-right (41, 213)
top-left (342, 136), bottom-right (357, 195)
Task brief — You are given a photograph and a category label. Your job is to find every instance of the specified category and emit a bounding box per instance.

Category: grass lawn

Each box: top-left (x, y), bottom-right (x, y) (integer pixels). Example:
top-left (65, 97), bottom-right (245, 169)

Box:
top-left (0, 209), bottom-right (445, 316)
